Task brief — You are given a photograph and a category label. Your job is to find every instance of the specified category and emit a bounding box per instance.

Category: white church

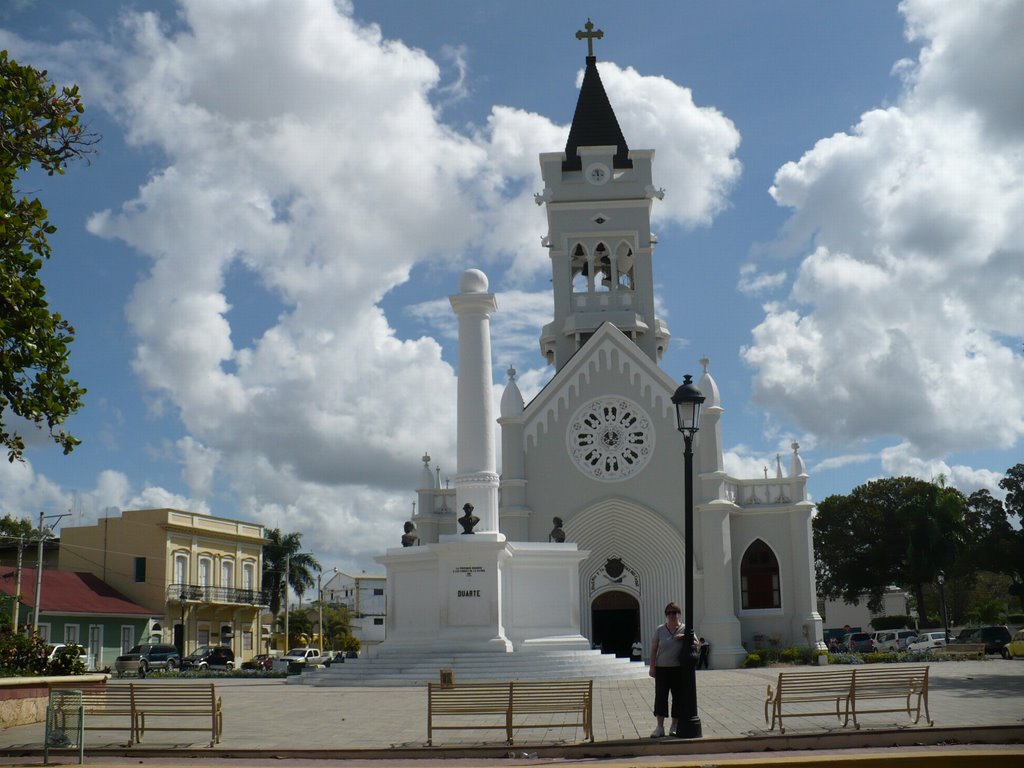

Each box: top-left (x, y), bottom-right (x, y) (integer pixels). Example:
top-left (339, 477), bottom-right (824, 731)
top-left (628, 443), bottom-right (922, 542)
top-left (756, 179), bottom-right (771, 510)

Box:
top-left (384, 27), bottom-right (825, 671)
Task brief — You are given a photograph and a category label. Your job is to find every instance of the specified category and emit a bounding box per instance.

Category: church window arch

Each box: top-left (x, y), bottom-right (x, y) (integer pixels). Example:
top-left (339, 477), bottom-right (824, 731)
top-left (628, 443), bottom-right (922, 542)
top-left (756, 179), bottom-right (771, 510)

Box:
top-left (570, 243), bottom-right (589, 293)
top-left (740, 539), bottom-right (781, 610)
top-left (593, 242), bottom-right (611, 292)
top-left (615, 242), bottom-right (634, 289)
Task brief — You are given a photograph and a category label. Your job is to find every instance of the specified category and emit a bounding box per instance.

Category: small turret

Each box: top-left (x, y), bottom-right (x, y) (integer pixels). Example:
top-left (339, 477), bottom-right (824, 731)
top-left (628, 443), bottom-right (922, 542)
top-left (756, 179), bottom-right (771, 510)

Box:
top-left (500, 366), bottom-right (525, 418)
top-left (789, 442), bottom-right (807, 478)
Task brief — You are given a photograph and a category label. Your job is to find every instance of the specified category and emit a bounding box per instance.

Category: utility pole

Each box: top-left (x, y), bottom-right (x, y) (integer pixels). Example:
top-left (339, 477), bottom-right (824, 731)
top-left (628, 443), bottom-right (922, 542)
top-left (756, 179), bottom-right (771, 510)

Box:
top-left (31, 512), bottom-right (45, 635)
top-left (283, 552), bottom-right (290, 653)
top-left (11, 535), bottom-right (24, 630)
top-left (31, 511), bottom-right (69, 636)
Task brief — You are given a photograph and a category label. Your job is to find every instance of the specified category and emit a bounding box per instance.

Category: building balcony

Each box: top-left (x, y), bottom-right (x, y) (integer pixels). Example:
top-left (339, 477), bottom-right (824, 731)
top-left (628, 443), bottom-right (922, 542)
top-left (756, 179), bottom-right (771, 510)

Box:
top-left (167, 582), bottom-right (269, 607)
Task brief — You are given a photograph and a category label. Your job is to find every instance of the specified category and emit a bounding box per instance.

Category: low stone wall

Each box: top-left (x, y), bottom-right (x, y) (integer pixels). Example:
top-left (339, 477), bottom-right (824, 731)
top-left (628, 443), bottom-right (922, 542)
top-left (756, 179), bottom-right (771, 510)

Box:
top-left (0, 674), bottom-right (108, 728)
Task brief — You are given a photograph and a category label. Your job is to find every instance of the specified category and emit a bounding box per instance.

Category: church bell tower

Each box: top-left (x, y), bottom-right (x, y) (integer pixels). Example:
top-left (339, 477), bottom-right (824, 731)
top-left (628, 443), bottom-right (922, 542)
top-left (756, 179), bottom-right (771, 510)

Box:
top-left (537, 20), bottom-right (670, 371)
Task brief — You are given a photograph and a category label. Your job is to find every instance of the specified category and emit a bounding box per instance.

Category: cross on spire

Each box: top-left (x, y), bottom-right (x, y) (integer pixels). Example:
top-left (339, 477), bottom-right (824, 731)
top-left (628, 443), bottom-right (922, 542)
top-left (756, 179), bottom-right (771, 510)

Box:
top-left (575, 19), bottom-right (604, 58)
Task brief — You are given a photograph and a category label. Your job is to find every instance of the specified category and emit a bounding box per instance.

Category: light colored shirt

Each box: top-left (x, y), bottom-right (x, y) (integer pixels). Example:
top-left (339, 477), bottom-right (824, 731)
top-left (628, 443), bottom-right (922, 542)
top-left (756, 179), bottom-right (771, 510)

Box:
top-left (651, 623), bottom-right (686, 667)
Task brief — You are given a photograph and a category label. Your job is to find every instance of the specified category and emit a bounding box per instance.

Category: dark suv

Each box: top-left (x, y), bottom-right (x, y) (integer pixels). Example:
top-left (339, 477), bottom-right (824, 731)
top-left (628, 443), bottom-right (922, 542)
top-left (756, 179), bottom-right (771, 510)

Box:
top-left (962, 625), bottom-right (1012, 655)
top-left (114, 643), bottom-right (181, 676)
top-left (181, 645), bottom-right (235, 670)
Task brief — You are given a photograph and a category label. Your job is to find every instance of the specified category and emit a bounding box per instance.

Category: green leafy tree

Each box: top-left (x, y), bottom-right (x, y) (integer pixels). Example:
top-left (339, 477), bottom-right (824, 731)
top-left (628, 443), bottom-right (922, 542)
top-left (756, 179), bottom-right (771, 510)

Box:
top-left (285, 608), bottom-right (312, 647)
top-left (318, 604), bottom-right (351, 651)
top-left (902, 478), bottom-right (965, 622)
top-left (0, 514), bottom-right (32, 538)
top-left (261, 529), bottom-right (319, 618)
top-left (814, 476), bottom-right (966, 621)
top-left (997, 464), bottom-right (1024, 610)
top-left (1, 51), bottom-right (97, 462)
top-left (0, 627), bottom-right (47, 675)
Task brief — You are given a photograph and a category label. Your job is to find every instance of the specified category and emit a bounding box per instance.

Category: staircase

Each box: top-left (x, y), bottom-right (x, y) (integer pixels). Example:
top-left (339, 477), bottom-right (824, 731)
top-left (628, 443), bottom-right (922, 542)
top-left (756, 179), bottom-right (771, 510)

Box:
top-left (287, 650), bottom-right (650, 687)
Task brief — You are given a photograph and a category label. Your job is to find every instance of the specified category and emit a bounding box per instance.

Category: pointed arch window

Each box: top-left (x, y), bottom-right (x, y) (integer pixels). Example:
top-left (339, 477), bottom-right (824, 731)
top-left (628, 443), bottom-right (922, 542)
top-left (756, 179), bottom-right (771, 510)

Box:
top-left (740, 539), bottom-right (781, 609)
top-left (616, 243), bottom-right (634, 289)
top-left (571, 243), bottom-right (589, 292)
top-left (593, 242), bottom-right (611, 292)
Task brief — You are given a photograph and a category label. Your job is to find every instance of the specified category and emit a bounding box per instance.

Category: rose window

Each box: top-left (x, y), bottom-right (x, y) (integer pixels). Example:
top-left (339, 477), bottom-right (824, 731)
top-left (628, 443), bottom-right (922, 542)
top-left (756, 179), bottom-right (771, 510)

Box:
top-left (567, 398), bottom-right (654, 481)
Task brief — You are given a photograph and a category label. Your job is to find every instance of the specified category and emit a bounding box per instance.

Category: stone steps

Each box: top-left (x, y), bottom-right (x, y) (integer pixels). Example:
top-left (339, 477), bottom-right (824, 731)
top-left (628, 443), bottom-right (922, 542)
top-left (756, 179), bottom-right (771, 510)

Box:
top-left (289, 650), bottom-right (650, 687)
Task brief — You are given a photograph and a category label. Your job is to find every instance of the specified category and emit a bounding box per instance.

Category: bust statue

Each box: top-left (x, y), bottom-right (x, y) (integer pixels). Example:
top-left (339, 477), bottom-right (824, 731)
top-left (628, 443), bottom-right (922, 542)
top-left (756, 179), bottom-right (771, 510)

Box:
top-left (458, 503), bottom-right (479, 534)
top-left (549, 516), bottom-right (566, 543)
top-left (401, 520), bottom-right (419, 547)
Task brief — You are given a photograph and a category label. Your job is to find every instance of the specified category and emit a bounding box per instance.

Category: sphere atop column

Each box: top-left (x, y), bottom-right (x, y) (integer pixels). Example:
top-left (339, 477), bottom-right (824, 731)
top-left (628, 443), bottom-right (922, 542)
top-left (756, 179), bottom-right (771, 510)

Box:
top-left (459, 268), bottom-right (489, 294)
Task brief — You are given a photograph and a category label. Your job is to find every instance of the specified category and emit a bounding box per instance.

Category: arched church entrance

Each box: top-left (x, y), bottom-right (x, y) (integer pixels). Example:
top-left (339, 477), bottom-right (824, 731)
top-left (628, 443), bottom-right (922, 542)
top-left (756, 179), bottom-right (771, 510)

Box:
top-left (591, 590), bottom-right (640, 658)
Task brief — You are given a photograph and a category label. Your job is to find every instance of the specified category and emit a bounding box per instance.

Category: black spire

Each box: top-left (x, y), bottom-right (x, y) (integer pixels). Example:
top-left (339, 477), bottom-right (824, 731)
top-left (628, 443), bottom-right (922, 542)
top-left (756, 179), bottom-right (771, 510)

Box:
top-left (563, 21), bottom-right (631, 172)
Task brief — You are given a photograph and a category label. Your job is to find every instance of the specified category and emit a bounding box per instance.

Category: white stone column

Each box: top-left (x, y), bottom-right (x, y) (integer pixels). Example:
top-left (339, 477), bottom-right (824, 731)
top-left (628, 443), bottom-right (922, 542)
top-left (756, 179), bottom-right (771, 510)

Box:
top-left (449, 269), bottom-right (502, 537)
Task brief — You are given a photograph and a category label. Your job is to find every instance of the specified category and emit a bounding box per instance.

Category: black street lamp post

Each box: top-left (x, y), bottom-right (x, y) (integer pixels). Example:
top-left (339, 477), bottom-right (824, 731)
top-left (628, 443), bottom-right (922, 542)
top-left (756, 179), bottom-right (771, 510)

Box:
top-left (937, 572), bottom-right (949, 643)
top-left (671, 373), bottom-right (705, 739)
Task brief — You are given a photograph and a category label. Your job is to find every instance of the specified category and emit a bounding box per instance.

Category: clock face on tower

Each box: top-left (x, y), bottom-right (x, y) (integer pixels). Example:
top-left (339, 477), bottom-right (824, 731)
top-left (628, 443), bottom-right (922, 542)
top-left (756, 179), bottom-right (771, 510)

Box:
top-left (585, 162), bottom-right (610, 185)
top-left (567, 397), bottom-right (654, 481)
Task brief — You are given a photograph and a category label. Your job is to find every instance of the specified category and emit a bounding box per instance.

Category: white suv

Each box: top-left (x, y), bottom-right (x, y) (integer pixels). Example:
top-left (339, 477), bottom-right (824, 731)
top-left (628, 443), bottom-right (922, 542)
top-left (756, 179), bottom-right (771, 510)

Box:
top-left (876, 629), bottom-right (918, 651)
top-left (907, 631), bottom-right (948, 652)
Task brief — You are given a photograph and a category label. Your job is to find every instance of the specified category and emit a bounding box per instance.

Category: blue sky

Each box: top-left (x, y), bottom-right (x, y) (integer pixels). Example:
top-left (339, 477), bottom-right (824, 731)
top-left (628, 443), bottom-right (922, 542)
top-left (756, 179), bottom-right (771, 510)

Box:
top-left (2, 0), bottom-right (1021, 575)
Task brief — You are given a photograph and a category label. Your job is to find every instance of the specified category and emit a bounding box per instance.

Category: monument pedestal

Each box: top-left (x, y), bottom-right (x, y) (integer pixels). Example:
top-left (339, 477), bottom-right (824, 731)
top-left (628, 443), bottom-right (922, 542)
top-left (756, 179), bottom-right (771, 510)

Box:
top-left (375, 537), bottom-right (590, 655)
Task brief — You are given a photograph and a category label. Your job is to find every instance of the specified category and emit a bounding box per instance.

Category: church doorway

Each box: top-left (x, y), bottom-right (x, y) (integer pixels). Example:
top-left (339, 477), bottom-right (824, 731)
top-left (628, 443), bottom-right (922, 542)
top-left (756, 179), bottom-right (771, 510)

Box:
top-left (590, 590), bottom-right (640, 658)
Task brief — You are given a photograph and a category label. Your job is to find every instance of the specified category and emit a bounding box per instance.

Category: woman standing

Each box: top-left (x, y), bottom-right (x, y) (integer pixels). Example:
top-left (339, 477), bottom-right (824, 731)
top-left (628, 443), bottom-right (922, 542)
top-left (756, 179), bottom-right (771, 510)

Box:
top-left (648, 601), bottom-right (687, 737)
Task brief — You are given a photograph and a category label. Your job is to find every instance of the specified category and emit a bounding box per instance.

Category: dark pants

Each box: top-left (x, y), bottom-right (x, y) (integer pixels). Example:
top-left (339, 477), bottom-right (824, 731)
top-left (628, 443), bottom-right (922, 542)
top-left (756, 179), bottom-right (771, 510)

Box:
top-left (698, 645), bottom-right (710, 669)
top-left (653, 665), bottom-right (683, 718)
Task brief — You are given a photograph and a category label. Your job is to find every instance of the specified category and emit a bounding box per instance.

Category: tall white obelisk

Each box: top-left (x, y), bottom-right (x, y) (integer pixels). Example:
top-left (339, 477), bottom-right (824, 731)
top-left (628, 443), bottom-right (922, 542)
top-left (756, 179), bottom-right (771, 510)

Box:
top-left (374, 268), bottom-right (588, 656)
top-left (448, 269), bottom-right (503, 539)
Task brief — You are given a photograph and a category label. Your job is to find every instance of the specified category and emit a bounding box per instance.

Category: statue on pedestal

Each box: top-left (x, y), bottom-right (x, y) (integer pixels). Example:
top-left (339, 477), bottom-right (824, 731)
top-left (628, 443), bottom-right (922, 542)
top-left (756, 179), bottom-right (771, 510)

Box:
top-left (549, 516), bottom-right (566, 543)
top-left (458, 503), bottom-right (479, 534)
top-left (401, 520), bottom-right (419, 547)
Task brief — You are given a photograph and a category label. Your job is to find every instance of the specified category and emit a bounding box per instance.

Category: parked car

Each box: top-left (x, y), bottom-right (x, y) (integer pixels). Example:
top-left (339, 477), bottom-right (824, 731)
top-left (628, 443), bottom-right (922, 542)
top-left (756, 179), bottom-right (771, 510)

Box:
top-left (907, 631), bottom-right (948, 653)
top-left (241, 653), bottom-right (275, 670)
top-left (954, 627), bottom-right (977, 643)
top-left (875, 629), bottom-right (918, 651)
top-left (1001, 629), bottom-right (1024, 659)
top-left (114, 643), bottom-right (181, 676)
top-left (959, 625), bottom-right (1012, 655)
top-left (46, 643), bottom-right (88, 667)
top-left (279, 647), bottom-right (329, 670)
top-left (842, 632), bottom-right (876, 653)
top-left (181, 645), bottom-right (235, 670)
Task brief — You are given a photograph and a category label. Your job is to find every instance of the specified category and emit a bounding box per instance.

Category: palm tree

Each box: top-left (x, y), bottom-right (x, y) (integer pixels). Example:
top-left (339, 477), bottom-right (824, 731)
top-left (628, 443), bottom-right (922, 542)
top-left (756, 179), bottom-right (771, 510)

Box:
top-left (262, 529), bottom-right (320, 619)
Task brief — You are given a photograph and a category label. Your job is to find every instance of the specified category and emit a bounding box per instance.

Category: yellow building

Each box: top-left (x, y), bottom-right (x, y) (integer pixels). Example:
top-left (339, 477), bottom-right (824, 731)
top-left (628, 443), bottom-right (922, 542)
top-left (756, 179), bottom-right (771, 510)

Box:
top-left (58, 508), bottom-right (267, 663)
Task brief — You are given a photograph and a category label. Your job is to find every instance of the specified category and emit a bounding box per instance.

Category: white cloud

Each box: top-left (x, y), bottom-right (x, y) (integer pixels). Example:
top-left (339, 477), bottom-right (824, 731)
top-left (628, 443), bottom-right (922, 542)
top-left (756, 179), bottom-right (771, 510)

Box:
top-left (178, 437), bottom-right (220, 500)
top-left (722, 444), bottom-right (793, 480)
top-left (594, 65), bottom-right (742, 230)
top-left (0, 459), bottom-right (71, 523)
top-left (12, 0), bottom-right (742, 571)
top-left (743, 0), bottom-right (1024, 462)
top-left (737, 264), bottom-right (787, 296)
top-left (813, 453), bottom-right (876, 473)
top-left (879, 442), bottom-right (1006, 498)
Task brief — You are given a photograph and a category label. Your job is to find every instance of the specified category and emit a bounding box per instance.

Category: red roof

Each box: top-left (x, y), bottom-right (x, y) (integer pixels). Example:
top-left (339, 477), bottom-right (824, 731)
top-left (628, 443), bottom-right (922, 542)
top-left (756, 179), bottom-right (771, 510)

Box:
top-left (0, 567), bottom-right (156, 616)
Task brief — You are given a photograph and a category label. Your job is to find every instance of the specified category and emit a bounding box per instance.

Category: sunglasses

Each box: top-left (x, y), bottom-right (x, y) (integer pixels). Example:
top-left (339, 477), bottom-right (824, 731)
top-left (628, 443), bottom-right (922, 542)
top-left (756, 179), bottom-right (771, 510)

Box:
top-left (665, 610), bottom-right (679, 615)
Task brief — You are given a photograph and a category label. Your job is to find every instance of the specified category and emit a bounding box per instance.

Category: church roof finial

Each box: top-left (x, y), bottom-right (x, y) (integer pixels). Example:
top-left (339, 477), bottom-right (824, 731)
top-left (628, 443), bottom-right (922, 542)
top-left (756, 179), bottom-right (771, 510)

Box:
top-left (575, 19), bottom-right (604, 59)
top-left (563, 20), bottom-right (631, 172)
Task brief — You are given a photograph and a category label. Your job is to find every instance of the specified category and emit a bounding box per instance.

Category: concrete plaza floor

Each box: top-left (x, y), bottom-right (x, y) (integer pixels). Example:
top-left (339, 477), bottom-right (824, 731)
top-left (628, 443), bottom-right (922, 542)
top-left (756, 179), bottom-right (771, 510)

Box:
top-left (3, 658), bottom-right (1023, 763)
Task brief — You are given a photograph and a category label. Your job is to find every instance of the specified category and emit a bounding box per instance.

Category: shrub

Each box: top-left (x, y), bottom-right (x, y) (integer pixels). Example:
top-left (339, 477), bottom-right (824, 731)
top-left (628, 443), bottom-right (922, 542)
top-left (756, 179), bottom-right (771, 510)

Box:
top-left (743, 652), bottom-right (763, 668)
top-left (0, 629), bottom-right (48, 676)
top-left (47, 644), bottom-right (86, 676)
top-left (827, 653), bottom-right (864, 665)
top-left (779, 647), bottom-right (802, 663)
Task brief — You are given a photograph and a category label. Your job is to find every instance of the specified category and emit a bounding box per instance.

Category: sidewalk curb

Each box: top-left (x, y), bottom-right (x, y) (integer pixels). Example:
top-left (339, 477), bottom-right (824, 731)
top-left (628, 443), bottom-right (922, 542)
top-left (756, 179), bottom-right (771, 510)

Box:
top-left (13, 723), bottom-right (1024, 762)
